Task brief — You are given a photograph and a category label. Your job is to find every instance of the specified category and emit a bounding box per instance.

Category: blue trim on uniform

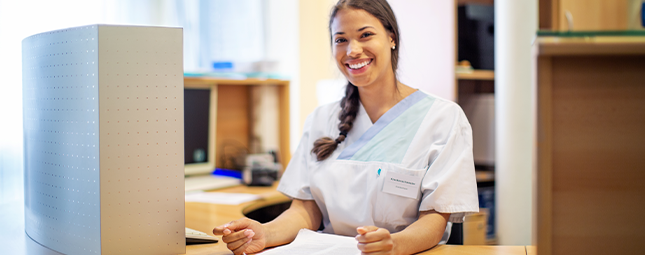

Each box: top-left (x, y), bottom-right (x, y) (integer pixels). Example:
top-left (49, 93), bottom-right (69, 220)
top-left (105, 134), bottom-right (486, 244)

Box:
top-left (337, 90), bottom-right (429, 160)
top-left (349, 96), bottom-right (435, 163)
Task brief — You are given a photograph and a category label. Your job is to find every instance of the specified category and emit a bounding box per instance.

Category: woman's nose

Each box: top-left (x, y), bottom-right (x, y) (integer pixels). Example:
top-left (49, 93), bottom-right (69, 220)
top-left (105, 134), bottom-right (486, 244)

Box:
top-left (347, 40), bottom-right (362, 58)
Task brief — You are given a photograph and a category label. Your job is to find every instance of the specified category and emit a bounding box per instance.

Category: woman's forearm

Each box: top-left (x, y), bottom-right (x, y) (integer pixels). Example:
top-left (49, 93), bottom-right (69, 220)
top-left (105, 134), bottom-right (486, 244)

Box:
top-left (263, 199), bottom-right (322, 247)
top-left (391, 210), bottom-right (450, 255)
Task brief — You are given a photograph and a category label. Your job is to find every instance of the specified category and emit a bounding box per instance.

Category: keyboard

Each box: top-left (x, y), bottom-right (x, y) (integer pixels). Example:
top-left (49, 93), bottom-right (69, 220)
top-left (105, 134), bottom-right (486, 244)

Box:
top-left (186, 227), bottom-right (218, 244)
top-left (185, 175), bottom-right (241, 192)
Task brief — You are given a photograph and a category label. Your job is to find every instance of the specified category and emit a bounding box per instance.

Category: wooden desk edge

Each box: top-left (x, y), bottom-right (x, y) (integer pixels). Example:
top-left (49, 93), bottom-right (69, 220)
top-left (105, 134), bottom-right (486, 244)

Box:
top-left (184, 184), bottom-right (527, 255)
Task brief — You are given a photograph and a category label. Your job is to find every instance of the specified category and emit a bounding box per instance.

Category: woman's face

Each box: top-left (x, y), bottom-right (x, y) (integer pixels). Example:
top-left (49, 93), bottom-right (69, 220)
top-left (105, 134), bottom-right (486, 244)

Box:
top-left (331, 8), bottom-right (395, 88)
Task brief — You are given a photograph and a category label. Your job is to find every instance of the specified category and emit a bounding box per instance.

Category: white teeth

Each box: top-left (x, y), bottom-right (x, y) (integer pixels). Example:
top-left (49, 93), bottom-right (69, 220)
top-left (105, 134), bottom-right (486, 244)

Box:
top-left (349, 60), bottom-right (370, 69)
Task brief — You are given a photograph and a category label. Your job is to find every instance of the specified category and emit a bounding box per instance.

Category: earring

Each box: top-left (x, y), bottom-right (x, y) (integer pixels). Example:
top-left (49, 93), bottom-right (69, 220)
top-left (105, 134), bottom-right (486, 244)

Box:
top-left (392, 45), bottom-right (396, 50)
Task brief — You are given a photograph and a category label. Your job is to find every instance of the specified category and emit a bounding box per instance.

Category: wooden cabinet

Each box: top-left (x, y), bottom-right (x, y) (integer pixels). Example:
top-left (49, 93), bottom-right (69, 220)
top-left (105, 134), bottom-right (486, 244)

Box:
top-left (539, 0), bottom-right (640, 31)
top-left (535, 36), bottom-right (645, 255)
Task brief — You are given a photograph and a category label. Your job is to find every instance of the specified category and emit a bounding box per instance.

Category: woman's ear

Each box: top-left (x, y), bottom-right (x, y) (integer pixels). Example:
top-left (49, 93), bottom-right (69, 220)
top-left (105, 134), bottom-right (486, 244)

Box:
top-left (389, 33), bottom-right (396, 49)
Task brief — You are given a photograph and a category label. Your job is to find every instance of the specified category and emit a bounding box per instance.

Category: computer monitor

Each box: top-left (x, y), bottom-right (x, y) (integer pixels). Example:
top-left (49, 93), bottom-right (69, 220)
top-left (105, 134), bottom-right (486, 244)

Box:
top-left (184, 86), bottom-right (217, 176)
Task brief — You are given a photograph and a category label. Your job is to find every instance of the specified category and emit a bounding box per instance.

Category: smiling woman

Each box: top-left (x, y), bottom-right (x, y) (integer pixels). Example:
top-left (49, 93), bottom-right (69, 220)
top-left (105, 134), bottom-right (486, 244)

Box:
top-left (331, 3), bottom-right (398, 88)
top-left (212, 1), bottom-right (479, 255)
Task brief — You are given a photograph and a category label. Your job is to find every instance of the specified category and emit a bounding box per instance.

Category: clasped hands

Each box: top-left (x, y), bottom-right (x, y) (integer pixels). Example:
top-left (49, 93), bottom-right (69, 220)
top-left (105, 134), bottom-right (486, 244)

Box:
top-left (213, 218), bottom-right (399, 255)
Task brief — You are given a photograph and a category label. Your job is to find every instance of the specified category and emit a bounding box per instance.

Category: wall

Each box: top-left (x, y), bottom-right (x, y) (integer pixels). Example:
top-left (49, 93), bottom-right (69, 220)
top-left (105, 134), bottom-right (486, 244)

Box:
top-left (264, 0), bottom-right (301, 153)
top-left (298, 0), bottom-right (339, 137)
top-left (389, 0), bottom-right (455, 101)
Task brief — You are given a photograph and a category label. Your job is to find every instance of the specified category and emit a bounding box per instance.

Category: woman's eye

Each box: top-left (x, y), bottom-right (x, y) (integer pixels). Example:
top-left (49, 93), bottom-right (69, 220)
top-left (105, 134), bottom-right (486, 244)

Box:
top-left (361, 32), bottom-right (374, 38)
top-left (335, 38), bottom-right (347, 44)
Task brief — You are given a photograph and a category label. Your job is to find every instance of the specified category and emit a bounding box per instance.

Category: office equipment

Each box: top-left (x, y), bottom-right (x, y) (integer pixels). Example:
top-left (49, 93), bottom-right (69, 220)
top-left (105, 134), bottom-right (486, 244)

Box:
top-left (184, 175), bottom-right (240, 192)
top-left (22, 25), bottom-right (184, 255)
top-left (185, 192), bottom-right (260, 205)
top-left (242, 153), bottom-right (281, 186)
top-left (458, 3), bottom-right (495, 70)
top-left (535, 35), bottom-right (645, 255)
top-left (185, 227), bottom-right (218, 244)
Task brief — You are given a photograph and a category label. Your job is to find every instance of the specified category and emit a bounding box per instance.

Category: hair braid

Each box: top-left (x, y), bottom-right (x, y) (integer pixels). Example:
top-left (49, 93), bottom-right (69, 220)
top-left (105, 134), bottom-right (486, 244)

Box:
top-left (311, 83), bottom-right (360, 161)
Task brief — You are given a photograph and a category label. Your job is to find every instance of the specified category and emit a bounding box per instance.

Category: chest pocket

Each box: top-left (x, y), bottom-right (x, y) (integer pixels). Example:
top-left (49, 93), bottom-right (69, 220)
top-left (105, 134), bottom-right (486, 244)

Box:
top-left (374, 165), bottom-right (426, 232)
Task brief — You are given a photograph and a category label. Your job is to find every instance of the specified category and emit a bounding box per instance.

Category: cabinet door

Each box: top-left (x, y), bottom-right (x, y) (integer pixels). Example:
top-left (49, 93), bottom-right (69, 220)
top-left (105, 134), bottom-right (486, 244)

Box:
top-left (556, 0), bottom-right (629, 31)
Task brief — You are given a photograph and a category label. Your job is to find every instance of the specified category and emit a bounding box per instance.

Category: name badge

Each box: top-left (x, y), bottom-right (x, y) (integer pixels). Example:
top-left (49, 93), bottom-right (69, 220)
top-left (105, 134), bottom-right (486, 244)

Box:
top-left (382, 170), bottom-right (422, 199)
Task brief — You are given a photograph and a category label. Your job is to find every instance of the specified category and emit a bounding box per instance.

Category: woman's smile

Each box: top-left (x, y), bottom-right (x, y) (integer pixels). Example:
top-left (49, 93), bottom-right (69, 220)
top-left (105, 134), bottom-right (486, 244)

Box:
top-left (345, 58), bottom-right (373, 74)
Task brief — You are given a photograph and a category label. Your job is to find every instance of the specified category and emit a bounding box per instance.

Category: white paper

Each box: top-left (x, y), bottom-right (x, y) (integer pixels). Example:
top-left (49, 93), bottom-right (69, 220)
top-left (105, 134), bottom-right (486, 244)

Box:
top-left (184, 192), bottom-right (260, 205)
top-left (258, 229), bottom-right (360, 255)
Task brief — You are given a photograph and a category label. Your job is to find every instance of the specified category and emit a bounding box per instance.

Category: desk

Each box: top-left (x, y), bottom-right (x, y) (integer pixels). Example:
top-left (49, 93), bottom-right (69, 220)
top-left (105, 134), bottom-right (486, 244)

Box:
top-left (0, 184), bottom-right (526, 254)
top-left (183, 184), bottom-right (527, 255)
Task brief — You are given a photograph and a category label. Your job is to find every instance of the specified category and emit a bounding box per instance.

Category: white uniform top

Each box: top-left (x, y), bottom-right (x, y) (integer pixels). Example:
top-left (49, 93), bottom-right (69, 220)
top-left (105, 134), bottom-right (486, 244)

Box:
top-left (277, 90), bottom-right (479, 236)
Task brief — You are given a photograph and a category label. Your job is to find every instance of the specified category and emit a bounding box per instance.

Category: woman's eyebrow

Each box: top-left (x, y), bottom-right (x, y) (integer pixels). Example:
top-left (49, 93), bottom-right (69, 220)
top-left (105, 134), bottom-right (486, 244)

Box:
top-left (333, 26), bottom-right (375, 36)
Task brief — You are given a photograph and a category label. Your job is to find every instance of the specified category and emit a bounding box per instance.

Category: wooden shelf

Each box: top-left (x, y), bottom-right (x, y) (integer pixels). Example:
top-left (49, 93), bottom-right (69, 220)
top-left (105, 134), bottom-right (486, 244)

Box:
top-left (475, 170), bottom-right (495, 182)
top-left (537, 36), bottom-right (645, 56)
top-left (456, 70), bottom-right (495, 80)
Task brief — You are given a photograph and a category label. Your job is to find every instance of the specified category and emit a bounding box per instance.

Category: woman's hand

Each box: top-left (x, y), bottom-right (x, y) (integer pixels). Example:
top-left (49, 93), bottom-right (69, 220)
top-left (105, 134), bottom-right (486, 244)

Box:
top-left (355, 226), bottom-right (399, 255)
top-left (213, 218), bottom-right (267, 255)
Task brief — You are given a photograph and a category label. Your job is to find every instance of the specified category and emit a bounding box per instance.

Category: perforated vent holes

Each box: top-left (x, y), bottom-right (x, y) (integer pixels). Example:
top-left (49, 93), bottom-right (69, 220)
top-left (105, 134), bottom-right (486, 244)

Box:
top-left (23, 25), bottom-right (101, 255)
top-left (23, 25), bottom-right (184, 255)
top-left (98, 25), bottom-right (184, 255)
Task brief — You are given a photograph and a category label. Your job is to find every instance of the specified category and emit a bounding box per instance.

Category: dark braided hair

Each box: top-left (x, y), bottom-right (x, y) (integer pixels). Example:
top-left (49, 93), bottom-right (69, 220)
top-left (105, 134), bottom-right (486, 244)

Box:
top-left (311, 0), bottom-right (401, 161)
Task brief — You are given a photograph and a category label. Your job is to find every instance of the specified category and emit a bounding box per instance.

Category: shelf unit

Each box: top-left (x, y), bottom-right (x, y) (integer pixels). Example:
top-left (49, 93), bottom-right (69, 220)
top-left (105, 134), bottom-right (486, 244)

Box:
top-left (183, 77), bottom-right (291, 171)
top-left (454, 0), bottom-right (496, 245)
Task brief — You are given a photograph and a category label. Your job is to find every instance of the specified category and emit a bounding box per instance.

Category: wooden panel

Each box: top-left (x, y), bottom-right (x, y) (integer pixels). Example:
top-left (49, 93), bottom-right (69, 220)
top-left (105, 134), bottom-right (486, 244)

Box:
top-left (216, 85), bottom-right (250, 169)
top-left (548, 56), bottom-right (645, 254)
top-left (558, 0), bottom-right (628, 31)
top-left (278, 84), bottom-right (291, 169)
top-left (539, 0), bottom-right (555, 29)
top-left (536, 55), bottom-right (553, 255)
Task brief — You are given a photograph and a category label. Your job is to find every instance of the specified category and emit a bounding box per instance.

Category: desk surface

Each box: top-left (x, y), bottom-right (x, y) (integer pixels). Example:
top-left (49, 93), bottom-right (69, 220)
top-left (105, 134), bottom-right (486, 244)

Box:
top-left (182, 184), bottom-right (527, 255)
top-left (0, 184), bottom-right (528, 255)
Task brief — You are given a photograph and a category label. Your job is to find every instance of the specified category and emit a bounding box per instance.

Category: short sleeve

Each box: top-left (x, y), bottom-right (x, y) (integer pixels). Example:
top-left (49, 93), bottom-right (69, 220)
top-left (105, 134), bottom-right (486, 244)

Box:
top-left (277, 114), bottom-right (315, 200)
top-left (418, 104), bottom-right (479, 223)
